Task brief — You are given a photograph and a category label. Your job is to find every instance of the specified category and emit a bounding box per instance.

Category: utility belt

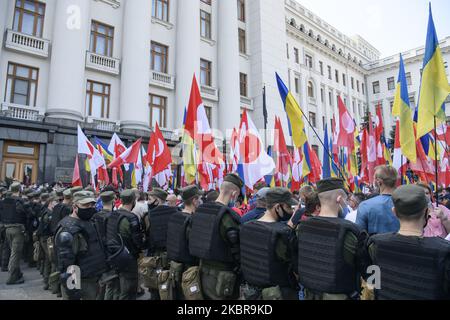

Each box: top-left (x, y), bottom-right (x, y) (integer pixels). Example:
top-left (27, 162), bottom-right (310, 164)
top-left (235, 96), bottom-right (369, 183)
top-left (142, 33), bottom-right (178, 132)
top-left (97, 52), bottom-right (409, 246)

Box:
top-left (139, 251), bottom-right (169, 291)
top-left (47, 237), bottom-right (56, 264)
top-left (201, 262), bottom-right (239, 300)
top-left (240, 282), bottom-right (291, 300)
top-left (304, 287), bottom-right (359, 301)
top-left (156, 260), bottom-right (204, 300)
top-left (4, 224), bottom-right (25, 230)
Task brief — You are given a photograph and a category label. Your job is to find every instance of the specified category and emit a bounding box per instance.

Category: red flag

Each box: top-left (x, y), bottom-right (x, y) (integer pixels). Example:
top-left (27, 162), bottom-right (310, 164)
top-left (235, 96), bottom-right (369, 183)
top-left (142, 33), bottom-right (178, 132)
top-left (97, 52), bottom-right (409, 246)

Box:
top-left (367, 112), bottom-right (377, 184)
top-left (274, 117), bottom-right (291, 181)
top-left (147, 122), bottom-right (173, 175)
top-left (359, 128), bottom-right (369, 183)
top-left (308, 144), bottom-right (322, 183)
top-left (375, 104), bottom-right (386, 165)
top-left (72, 156), bottom-right (82, 187)
top-left (108, 139), bottom-right (142, 169)
top-left (337, 96), bottom-right (355, 151)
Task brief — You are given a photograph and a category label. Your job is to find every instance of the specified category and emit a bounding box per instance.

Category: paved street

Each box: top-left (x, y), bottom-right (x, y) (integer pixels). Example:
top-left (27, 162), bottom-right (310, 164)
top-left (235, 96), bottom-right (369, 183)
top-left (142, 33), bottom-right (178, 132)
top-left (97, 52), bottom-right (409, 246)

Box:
top-left (0, 264), bottom-right (59, 300)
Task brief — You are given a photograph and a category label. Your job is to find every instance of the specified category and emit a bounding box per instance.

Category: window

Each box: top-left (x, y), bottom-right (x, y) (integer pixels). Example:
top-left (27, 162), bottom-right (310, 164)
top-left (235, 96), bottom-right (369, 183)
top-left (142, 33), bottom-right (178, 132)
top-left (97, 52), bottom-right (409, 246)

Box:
top-left (286, 43), bottom-right (289, 59)
top-left (307, 81), bottom-right (314, 98)
top-left (237, 0), bottom-right (245, 22)
top-left (200, 59), bottom-right (212, 86)
top-left (5, 62), bottom-right (39, 106)
top-left (238, 28), bottom-right (246, 54)
top-left (201, 0), bottom-right (211, 4)
top-left (85, 80), bottom-right (110, 119)
top-left (305, 54), bottom-right (313, 69)
top-left (357, 80), bottom-right (360, 92)
top-left (90, 21), bottom-right (114, 57)
top-left (240, 73), bottom-right (247, 97)
top-left (351, 77), bottom-right (354, 89)
top-left (200, 10), bottom-right (211, 39)
top-left (294, 78), bottom-right (299, 94)
top-left (151, 41), bottom-right (168, 73)
top-left (362, 83), bottom-right (365, 95)
top-left (149, 94), bottom-right (167, 128)
top-left (13, 0), bottom-right (45, 37)
top-left (352, 100), bottom-right (356, 113)
top-left (387, 77), bottom-right (395, 91)
top-left (319, 61), bottom-right (323, 75)
top-left (294, 48), bottom-right (299, 64)
top-left (359, 103), bottom-right (363, 117)
top-left (152, 0), bottom-right (169, 22)
top-left (204, 105), bottom-right (212, 125)
top-left (322, 116), bottom-right (325, 129)
top-left (335, 70), bottom-right (339, 83)
top-left (406, 72), bottom-right (412, 86)
top-left (328, 91), bottom-right (333, 106)
top-left (320, 88), bottom-right (324, 102)
top-left (342, 74), bottom-right (346, 87)
top-left (328, 66), bottom-right (332, 80)
top-left (389, 100), bottom-right (394, 112)
top-left (372, 81), bottom-right (380, 94)
top-left (309, 112), bottom-right (317, 128)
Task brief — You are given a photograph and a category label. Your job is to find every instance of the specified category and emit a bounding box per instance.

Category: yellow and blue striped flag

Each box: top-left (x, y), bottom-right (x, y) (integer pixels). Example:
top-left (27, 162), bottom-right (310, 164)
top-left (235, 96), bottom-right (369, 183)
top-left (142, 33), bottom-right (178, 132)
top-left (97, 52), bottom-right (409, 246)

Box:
top-left (417, 4), bottom-right (450, 138)
top-left (392, 54), bottom-right (417, 163)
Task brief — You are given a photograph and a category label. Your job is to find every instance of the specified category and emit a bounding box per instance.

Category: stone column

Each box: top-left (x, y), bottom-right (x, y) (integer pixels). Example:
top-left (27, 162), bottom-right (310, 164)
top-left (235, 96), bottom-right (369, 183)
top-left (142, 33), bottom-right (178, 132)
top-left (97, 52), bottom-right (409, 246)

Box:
top-left (175, 0), bottom-right (200, 129)
top-left (47, 0), bottom-right (90, 121)
top-left (217, 0), bottom-right (240, 138)
top-left (119, 0), bottom-right (152, 132)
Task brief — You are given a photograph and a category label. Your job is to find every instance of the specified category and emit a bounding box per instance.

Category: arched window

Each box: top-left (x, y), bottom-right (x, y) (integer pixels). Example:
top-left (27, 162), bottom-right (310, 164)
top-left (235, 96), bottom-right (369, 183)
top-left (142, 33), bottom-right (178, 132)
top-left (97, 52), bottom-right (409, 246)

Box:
top-left (300, 24), bottom-right (305, 32)
top-left (316, 35), bottom-right (322, 43)
top-left (307, 81), bottom-right (315, 98)
top-left (347, 53), bottom-right (352, 60)
top-left (338, 49), bottom-right (343, 55)
top-left (332, 44), bottom-right (336, 51)
top-left (290, 18), bottom-right (297, 27)
top-left (308, 29), bottom-right (314, 37)
top-left (324, 40), bottom-right (329, 47)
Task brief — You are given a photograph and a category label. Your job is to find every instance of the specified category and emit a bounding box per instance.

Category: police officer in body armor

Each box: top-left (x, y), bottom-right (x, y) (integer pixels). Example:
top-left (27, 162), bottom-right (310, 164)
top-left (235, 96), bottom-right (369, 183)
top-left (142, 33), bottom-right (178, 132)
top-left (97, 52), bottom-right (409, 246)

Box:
top-left (296, 178), bottom-right (367, 300)
top-left (240, 188), bottom-right (299, 300)
top-left (0, 186), bottom-right (11, 272)
top-left (104, 190), bottom-right (145, 300)
top-left (144, 188), bottom-right (178, 300)
top-left (92, 191), bottom-right (118, 300)
top-left (166, 185), bottom-right (203, 299)
top-left (366, 185), bottom-right (450, 300)
top-left (54, 191), bottom-right (107, 300)
top-left (35, 193), bottom-right (53, 290)
top-left (189, 174), bottom-right (244, 300)
top-left (2, 182), bottom-right (33, 285)
top-left (47, 188), bottom-right (73, 297)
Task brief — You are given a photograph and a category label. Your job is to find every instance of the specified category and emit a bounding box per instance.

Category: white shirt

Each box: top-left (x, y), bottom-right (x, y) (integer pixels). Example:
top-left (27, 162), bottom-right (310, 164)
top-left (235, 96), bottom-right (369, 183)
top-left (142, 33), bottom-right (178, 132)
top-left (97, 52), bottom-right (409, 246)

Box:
top-left (446, 234), bottom-right (450, 241)
top-left (345, 209), bottom-right (358, 224)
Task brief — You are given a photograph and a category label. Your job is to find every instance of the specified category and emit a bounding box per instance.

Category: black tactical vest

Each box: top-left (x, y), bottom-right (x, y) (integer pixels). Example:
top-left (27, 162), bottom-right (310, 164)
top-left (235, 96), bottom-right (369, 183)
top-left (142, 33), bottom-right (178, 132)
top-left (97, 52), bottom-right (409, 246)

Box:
top-left (36, 208), bottom-right (52, 237)
top-left (106, 210), bottom-right (142, 257)
top-left (0, 197), bottom-right (26, 225)
top-left (369, 233), bottom-right (450, 300)
top-left (56, 216), bottom-right (107, 278)
top-left (50, 203), bottom-right (72, 235)
top-left (167, 211), bottom-right (195, 264)
top-left (92, 210), bottom-right (111, 246)
top-left (148, 205), bottom-right (178, 251)
top-left (189, 202), bottom-right (241, 263)
top-left (240, 221), bottom-right (294, 288)
top-left (297, 217), bottom-right (362, 294)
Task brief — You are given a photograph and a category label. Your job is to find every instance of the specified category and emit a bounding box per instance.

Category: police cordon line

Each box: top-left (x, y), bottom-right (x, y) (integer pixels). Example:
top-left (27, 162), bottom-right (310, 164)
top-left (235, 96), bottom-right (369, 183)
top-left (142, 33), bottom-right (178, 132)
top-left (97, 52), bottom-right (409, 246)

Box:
top-left (0, 165), bottom-right (450, 300)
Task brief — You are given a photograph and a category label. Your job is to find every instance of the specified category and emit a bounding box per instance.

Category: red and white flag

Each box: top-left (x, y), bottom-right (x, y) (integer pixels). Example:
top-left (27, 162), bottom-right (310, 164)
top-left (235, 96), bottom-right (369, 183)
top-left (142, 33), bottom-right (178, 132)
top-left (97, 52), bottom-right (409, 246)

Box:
top-left (72, 155), bottom-right (82, 187)
top-left (337, 96), bottom-right (355, 151)
top-left (108, 138), bottom-right (142, 169)
top-left (146, 122), bottom-right (173, 176)
top-left (367, 112), bottom-right (377, 184)
top-left (393, 120), bottom-right (407, 174)
top-left (374, 104), bottom-right (386, 165)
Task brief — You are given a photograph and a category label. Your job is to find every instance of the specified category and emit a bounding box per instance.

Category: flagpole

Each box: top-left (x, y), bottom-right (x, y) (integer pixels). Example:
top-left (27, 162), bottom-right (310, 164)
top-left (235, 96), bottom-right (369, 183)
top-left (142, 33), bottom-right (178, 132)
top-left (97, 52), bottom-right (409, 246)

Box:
top-left (400, 154), bottom-right (404, 185)
top-left (434, 116), bottom-right (439, 206)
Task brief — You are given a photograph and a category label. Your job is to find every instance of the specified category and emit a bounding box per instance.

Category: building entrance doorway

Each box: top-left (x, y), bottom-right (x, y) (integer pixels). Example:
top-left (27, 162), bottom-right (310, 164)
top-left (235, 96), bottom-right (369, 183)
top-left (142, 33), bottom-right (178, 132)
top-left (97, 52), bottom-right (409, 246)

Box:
top-left (1, 141), bottom-right (39, 185)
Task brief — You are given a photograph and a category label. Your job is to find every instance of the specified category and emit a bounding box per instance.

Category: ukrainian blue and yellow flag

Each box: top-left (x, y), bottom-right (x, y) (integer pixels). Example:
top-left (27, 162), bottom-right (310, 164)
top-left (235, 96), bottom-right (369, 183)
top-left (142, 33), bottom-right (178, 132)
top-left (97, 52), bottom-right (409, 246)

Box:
top-left (302, 142), bottom-right (312, 178)
top-left (384, 142), bottom-right (393, 166)
top-left (95, 137), bottom-right (114, 164)
top-left (276, 73), bottom-right (308, 148)
top-left (392, 54), bottom-right (417, 163)
top-left (417, 4), bottom-right (450, 138)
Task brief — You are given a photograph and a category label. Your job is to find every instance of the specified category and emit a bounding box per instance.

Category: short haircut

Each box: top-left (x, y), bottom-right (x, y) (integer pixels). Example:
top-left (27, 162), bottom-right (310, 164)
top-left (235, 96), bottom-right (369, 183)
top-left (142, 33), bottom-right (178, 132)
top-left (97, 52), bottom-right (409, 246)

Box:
top-left (352, 193), bottom-right (366, 204)
top-left (374, 165), bottom-right (398, 188)
top-left (299, 185), bottom-right (314, 197)
top-left (138, 191), bottom-right (146, 202)
top-left (220, 181), bottom-right (240, 195)
top-left (416, 182), bottom-right (432, 194)
top-left (184, 195), bottom-right (199, 207)
top-left (318, 189), bottom-right (346, 205)
top-left (305, 192), bottom-right (320, 214)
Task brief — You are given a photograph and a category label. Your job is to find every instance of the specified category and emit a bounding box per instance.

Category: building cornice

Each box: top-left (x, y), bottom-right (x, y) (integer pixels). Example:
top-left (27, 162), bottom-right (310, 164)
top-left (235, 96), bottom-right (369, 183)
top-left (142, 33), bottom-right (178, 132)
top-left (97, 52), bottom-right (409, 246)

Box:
top-left (94, 0), bottom-right (120, 9)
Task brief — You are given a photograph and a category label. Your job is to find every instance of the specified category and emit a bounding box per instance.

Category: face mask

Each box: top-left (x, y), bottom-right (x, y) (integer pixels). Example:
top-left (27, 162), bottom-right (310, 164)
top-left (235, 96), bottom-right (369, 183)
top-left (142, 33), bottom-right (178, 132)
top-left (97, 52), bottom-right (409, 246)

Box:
top-left (77, 207), bottom-right (96, 221)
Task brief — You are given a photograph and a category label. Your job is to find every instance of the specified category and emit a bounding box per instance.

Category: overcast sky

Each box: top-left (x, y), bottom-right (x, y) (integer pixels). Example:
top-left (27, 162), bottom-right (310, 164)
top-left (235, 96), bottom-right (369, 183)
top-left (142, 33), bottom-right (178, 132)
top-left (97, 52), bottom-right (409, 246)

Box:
top-left (296, 0), bottom-right (450, 58)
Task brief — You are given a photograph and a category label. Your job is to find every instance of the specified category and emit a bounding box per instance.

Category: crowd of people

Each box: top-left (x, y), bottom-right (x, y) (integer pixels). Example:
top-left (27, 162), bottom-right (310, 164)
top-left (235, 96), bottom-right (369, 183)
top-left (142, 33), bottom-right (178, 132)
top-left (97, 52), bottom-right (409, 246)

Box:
top-left (0, 164), bottom-right (450, 300)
